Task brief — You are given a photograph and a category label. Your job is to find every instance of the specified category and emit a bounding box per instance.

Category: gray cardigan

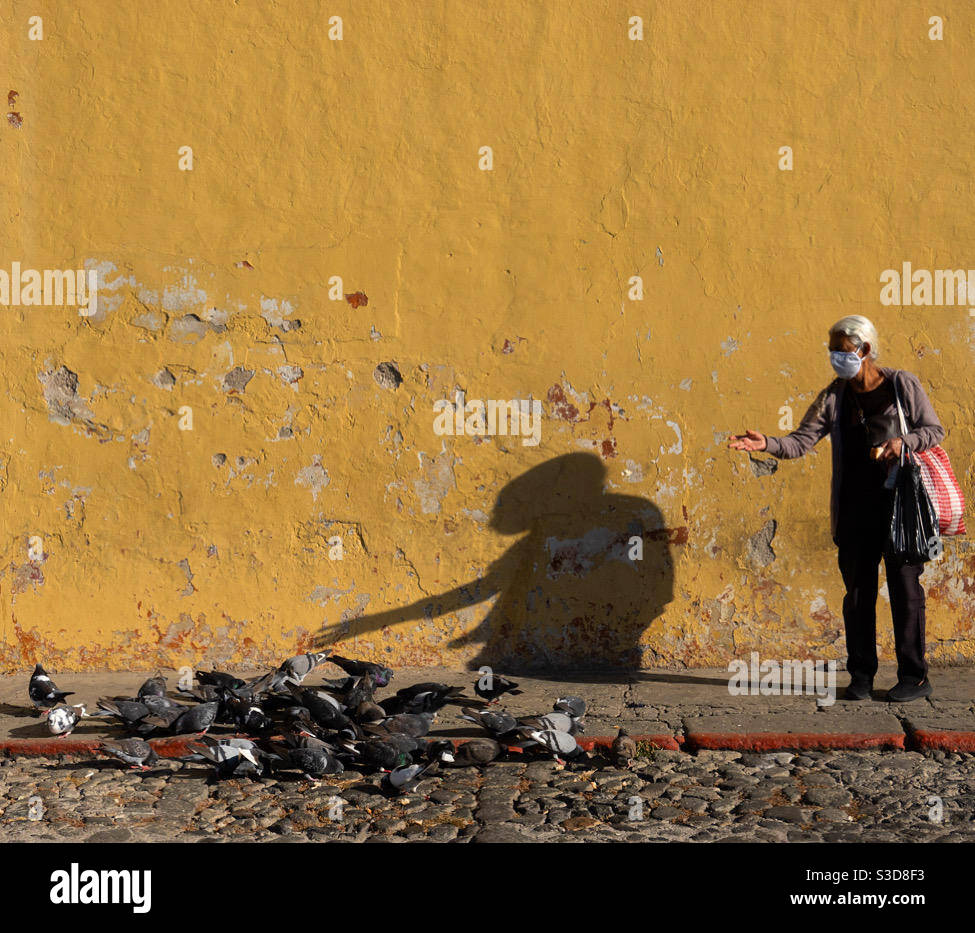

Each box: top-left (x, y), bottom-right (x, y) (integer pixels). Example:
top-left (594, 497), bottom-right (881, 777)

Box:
top-left (763, 367), bottom-right (945, 544)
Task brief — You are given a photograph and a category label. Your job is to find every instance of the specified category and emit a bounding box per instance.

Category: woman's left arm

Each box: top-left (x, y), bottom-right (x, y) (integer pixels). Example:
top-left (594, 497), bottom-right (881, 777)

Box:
top-left (899, 371), bottom-right (946, 453)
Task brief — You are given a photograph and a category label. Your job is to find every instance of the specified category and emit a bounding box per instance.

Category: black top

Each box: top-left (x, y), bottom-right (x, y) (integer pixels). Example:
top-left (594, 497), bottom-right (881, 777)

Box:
top-left (837, 375), bottom-right (898, 524)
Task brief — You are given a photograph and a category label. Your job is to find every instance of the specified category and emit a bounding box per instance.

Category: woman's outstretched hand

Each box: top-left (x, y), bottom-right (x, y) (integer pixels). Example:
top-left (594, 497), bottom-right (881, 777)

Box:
top-left (727, 429), bottom-right (767, 452)
top-left (880, 437), bottom-right (903, 462)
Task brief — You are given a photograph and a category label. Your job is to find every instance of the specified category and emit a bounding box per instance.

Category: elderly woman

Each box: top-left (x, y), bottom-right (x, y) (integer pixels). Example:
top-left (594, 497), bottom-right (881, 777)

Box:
top-left (729, 316), bottom-right (945, 702)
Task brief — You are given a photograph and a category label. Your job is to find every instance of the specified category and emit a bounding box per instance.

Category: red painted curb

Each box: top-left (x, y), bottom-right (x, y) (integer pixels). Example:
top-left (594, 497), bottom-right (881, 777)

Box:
top-left (687, 731), bottom-right (906, 751)
top-left (10, 730), bottom-right (960, 757)
top-left (0, 737), bottom-right (199, 758)
top-left (911, 730), bottom-right (975, 752)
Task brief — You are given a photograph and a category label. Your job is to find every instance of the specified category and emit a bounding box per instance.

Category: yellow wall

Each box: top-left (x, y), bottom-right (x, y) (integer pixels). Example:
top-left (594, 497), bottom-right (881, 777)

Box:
top-left (2, 0), bottom-right (974, 672)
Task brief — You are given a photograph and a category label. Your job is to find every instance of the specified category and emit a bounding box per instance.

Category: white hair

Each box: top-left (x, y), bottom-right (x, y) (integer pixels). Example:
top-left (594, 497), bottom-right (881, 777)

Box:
top-left (829, 315), bottom-right (879, 360)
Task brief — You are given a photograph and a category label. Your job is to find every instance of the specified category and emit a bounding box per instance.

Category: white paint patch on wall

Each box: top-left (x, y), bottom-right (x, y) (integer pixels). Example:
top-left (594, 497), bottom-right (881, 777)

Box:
top-left (295, 456), bottom-right (330, 501)
top-left (162, 273), bottom-right (207, 312)
top-left (661, 420), bottom-right (683, 455)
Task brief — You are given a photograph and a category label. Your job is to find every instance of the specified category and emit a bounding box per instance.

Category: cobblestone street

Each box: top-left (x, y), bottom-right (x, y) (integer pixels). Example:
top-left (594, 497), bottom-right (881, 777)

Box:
top-left (3, 747), bottom-right (974, 843)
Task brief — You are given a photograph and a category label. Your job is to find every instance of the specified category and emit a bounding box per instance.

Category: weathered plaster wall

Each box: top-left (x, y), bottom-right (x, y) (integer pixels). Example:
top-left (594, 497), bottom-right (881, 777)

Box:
top-left (2, 1), bottom-right (974, 672)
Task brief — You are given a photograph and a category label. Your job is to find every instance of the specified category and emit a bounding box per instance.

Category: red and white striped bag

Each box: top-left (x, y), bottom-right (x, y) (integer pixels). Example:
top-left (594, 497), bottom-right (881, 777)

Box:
top-left (893, 374), bottom-right (967, 536)
top-left (915, 446), bottom-right (967, 536)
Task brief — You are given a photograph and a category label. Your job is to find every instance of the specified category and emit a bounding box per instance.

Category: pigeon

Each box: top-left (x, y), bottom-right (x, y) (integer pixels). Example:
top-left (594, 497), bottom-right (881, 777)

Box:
top-left (99, 738), bottom-right (158, 770)
top-left (391, 682), bottom-right (461, 701)
top-left (183, 684), bottom-right (222, 702)
top-left (137, 672), bottom-right (168, 699)
top-left (380, 683), bottom-right (465, 715)
top-left (282, 705), bottom-right (320, 733)
top-left (611, 727), bottom-right (637, 767)
top-left (460, 707), bottom-right (519, 737)
top-left (553, 696), bottom-right (587, 719)
top-left (329, 655), bottom-right (394, 688)
top-left (136, 705), bottom-right (182, 734)
top-left (195, 670), bottom-right (246, 691)
top-left (188, 737), bottom-right (266, 779)
top-left (474, 674), bottom-right (522, 703)
top-left (455, 738), bottom-right (503, 766)
top-left (430, 738), bottom-right (501, 767)
top-left (240, 670), bottom-right (278, 697)
top-left (376, 732), bottom-right (425, 757)
top-left (223, 696), bottom-right (271, 734)
top-left (342, 735), bottom-right (418, 771)
top-left (275, 651), bottom-right (332, 687)
top-left (151, 700), bottom-right (219, 735)
top-left (141, 694), bottom-right (183, 715)
top-left (28, 664), bottom-right (74, 711)
top-left (354, 700), bottom-right (387, 724)
top-left (45, 703), bottom-right (86, 737)
top-left (272, 743), bottom-right (344, 781)
top-left (95, 698), bottom-right (151, 730)
top-left (525, 728), bottom-right (581, 763)
top-left (364, 712), bottom-right (434, 739)
top-left (517, 711), bottom-right (580, 735)
top-left (382, 760), bottom-right (437, 796)
top-left (426, 739), bottom-right (457, 764)
top-left (286, 685), bottom-right (354, 731)
top-left (279, 728), bottom-right (341, 755)
top-left (340, 676), bottom-right (378, 710)
top-left (93, 697), bottom-right (181, 735)
top-left (318, 676), bottom-right (358, 693)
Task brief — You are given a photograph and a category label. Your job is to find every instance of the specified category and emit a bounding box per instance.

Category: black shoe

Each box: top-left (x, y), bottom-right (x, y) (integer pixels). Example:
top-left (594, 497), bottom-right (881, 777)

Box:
top-left (886, 679), bottom-right (933, 702)
top-left (843, 675), bottom-right (873, 701)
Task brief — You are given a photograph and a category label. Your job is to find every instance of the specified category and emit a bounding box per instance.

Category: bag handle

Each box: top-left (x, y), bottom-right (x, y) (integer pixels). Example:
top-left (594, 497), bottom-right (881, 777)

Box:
top-left (891, 371), bottom-right (912, 467)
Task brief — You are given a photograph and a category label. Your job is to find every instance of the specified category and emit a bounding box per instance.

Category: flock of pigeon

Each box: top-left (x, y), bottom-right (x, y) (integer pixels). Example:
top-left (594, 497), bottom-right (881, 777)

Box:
top-left (27, 655), bottom-right (638, 793)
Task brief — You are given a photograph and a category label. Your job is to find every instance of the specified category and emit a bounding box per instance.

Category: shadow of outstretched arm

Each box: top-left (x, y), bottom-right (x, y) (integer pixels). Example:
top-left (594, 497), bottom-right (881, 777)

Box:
top-left (312, 574), bottom-right (501, 649)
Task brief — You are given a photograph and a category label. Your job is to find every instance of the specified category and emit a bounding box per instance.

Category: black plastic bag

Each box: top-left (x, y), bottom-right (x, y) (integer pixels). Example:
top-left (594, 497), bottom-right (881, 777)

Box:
top-left (888, 452), bottom-right (940, 564)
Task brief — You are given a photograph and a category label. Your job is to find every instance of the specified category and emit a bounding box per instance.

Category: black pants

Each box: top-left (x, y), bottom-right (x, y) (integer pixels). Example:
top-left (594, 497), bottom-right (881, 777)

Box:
top-left (836, 496), bottom-right (928, 684)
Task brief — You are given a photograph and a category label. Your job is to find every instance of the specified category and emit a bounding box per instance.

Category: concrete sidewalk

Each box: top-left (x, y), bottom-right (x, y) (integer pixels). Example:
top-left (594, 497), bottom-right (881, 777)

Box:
top-left (2, 663), bottom-right (974, 756)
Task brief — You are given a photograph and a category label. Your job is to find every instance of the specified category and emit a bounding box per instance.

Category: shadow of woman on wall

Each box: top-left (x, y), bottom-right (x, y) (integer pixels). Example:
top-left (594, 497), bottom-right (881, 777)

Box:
top-left (315, 453), bottom-right (677, 672)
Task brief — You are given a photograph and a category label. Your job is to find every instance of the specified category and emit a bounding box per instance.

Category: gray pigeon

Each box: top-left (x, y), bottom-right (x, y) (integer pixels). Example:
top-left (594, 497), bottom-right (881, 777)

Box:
top-left (459, 707), bottom-right (518, 737)
top-left (553, 696), bottom-right (587, 719)
top-left (100, 738), bottom-right (158, 770)
top-left (95, 697), bottom-right (181, 735)
top-left (434, 738), bottom-right (502, 766)
top-left (137, 672), bottom-right (168, 698)
top-left (273, 743), bottom-right (344, 781)
top-left (151, 701), bottom-right (219, 735)
top-left (141, 694), bottom-right (182, 715)
top-left (95, 698), bottom-right (150, 727)
top-left (525, 728), bottom-right (580, 762)
top-left (364, 712), bottom-right (434, 739)
top-left (275, 651), bottom-right (332, 687)
top-left (517, 711), bottom-right (579, 735)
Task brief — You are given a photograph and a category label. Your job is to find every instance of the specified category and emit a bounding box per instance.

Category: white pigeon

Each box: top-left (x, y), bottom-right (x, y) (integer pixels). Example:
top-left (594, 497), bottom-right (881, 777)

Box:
top-left (45, 703), bottom-right (87, 737)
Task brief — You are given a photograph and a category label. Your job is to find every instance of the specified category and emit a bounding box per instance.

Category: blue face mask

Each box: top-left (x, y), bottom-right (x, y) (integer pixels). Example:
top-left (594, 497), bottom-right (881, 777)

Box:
top-left (830, 349), bottom-right (863, 379)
